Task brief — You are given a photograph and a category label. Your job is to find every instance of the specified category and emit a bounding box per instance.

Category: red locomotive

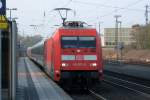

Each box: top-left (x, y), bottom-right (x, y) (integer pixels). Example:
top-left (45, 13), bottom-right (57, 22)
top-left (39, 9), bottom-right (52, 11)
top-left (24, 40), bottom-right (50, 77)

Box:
top-left (27, 21), bottom-right (103, 87)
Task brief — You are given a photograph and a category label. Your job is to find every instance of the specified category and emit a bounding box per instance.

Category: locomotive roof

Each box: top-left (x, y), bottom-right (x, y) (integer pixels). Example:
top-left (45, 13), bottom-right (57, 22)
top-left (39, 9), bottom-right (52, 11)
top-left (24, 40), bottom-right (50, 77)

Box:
top-left (61, 21), bottom-right (94, 29)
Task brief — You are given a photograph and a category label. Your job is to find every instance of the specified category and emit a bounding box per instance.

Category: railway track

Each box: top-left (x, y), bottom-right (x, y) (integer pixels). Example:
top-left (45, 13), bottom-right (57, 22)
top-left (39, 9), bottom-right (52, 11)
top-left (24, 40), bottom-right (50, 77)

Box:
top-left (66, 89), bottom-right (107, 100)
top-left (104, 70), bottom-right (150, 87)
top-left (30, 57), bottom-right (150, 100)
top-left (88, 89), bottom-right (107, 100)
top-left (104, 59), bottom-right (150, 66)
top-left (104, 71), bottom-right (150, 98)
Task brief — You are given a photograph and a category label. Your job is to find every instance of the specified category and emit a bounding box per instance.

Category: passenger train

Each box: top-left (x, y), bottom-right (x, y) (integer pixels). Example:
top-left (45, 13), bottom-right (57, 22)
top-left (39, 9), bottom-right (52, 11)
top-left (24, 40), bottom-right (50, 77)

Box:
top-left (27, 21), bottom-right (103, 87)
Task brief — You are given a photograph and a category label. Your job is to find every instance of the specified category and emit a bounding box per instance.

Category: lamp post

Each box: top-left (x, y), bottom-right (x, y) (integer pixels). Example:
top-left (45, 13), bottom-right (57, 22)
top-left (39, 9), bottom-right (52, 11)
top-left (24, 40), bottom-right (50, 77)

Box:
top-left (30, 24), bottom-right (43, 36)
top-left (30, 24), bottom-right (43, 30)
top-left (30, 24), bottom-right (37, 29)
top-left (114, 15), bottom-right (121, 60)
top-left (118, 21), bottom-right (123, 60)
top-left (29, 25), bottom-right (37, 36)
top-left (6, 8), bottom-right (17, 21)
top-left (98, 21), bottom-right (103, 35)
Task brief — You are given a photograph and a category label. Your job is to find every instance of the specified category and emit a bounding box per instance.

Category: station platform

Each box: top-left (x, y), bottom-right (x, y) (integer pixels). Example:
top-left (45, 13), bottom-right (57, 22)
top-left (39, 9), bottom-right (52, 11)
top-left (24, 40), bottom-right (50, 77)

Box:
top-left (104, 63), bottom-right (150, 80)
top-left (16, 57), bottom-right (73, 100)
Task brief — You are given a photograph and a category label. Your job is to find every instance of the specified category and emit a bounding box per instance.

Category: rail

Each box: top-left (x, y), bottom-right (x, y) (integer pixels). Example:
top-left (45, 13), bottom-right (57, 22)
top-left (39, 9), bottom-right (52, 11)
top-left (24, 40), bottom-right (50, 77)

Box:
top-left (104, 58), bottom-right (150, 66)
top-left (104, 75), bottom-right (150, 98)
top-left (88, 89), bottom-right (107, 100)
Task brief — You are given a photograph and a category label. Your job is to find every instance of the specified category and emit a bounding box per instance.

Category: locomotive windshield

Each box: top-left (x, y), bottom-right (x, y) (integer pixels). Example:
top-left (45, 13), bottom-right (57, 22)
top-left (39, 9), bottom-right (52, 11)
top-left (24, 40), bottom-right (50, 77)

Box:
top-left (61, 36), bottom-right (96, 48)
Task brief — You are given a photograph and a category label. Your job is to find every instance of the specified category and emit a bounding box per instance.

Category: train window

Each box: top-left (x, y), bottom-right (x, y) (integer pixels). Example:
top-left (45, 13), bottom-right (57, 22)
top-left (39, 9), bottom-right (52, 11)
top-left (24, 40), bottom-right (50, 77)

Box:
top-left (62, 37), bottom-right (77, 40)
top-left (31, 44), bottom-right (44, 55)
top-left (78, 37), bottom-right (96, 48)
top-left (79, 37), bottom-right (95, 41)
top-left (61, 37), bottom-right (78, 48)
top-left (61, 36), bottom-right (96, 48)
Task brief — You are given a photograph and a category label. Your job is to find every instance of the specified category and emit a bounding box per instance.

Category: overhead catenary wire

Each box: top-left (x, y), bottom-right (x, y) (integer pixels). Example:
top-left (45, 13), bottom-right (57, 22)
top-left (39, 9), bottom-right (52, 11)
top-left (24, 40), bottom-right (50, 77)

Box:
top-left (27, 0), bottom-right (148, 37)
top-left (40, 0), bottom-right (145, 27)
top-left (72, 0), bottom-right (145, 12)
top-left (83, 0), bottom-right (146, 23)
top-left (125, 0), bottom-right (143, 7)
top-left (41, 0), bottom-right (73, 28)
top-left (71, 0), bottom-right (146, 20)
top-left (61, 0), bottom-right (73, 8)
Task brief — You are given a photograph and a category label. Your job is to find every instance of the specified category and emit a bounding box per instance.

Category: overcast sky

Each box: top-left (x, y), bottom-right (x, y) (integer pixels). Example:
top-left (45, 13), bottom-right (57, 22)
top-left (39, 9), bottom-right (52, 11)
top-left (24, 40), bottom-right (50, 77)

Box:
top-left (7, 0), bottom-right (150, 37)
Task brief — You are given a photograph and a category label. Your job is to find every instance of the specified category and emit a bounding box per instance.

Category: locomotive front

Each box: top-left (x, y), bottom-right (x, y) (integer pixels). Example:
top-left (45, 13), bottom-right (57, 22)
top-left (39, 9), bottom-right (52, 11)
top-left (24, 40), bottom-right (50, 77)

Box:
top-left (59, 21), bottom-right (103, 86)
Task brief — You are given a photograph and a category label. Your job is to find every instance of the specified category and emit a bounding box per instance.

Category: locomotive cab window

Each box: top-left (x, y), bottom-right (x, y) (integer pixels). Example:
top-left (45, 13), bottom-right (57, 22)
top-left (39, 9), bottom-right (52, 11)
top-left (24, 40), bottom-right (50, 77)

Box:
top-left (61, 36), bottom-right (78, 48)
top-left (61, 36), bottom-right (96, 48)
top-left (78, 37), bottom-right (96, 48)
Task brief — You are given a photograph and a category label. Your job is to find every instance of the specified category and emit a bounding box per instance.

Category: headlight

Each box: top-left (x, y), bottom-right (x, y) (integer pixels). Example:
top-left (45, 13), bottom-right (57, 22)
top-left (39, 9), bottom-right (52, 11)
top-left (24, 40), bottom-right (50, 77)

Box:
top-left (62, 63), bottom-right (68, 67)
top-left (62, 55), bottom-right (75, 61)
top-left (91, 63), bottom-right (97, 67)
top-left (62, 63), bottom-right (66, 67)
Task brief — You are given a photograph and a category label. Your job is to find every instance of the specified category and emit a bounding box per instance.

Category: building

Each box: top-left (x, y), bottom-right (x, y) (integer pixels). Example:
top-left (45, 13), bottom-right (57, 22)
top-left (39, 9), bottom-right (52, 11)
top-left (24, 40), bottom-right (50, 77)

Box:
top-left (104, 28), bottom-right (133, 47)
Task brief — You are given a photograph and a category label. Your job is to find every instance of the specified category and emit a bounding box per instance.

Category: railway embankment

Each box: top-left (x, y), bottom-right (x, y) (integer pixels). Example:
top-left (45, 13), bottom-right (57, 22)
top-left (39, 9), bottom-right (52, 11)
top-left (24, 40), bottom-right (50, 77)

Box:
top-left (103, 49), bottom-right (150, 65)
top-left (104, 63), bottom-right (150, 80)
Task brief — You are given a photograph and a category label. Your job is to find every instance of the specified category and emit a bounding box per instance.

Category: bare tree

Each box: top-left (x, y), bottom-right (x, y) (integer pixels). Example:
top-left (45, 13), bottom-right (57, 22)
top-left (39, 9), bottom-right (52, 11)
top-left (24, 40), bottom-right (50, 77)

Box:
top-left (18, 34), bottom-right (43, 48)
top-left (131, 24), bottom-right (150, 49)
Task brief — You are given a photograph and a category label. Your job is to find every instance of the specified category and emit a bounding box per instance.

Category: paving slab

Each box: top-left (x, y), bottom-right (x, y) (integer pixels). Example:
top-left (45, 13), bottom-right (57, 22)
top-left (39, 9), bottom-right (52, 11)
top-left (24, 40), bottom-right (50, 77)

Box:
top-left (17, 57), bottom-right (73, 100)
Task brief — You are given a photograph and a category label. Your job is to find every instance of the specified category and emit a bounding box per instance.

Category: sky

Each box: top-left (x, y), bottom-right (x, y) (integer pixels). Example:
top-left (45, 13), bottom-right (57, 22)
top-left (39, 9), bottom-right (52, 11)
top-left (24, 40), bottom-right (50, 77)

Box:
top-left (6, 0), bottom-right (150, 37)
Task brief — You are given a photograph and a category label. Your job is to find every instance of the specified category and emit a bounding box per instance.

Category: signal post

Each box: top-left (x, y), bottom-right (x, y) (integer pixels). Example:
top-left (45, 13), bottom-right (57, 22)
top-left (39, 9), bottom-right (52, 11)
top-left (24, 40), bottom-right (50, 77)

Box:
top-left (0, 0), bottom-right (17, 100)
top-left (0, 0), bottom-right (7, 100)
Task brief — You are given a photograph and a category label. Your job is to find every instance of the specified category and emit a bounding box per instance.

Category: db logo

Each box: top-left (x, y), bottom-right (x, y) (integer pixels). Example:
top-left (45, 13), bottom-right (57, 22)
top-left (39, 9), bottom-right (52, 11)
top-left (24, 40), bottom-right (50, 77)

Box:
top-left (76, 55), bottom-right (84, 60)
